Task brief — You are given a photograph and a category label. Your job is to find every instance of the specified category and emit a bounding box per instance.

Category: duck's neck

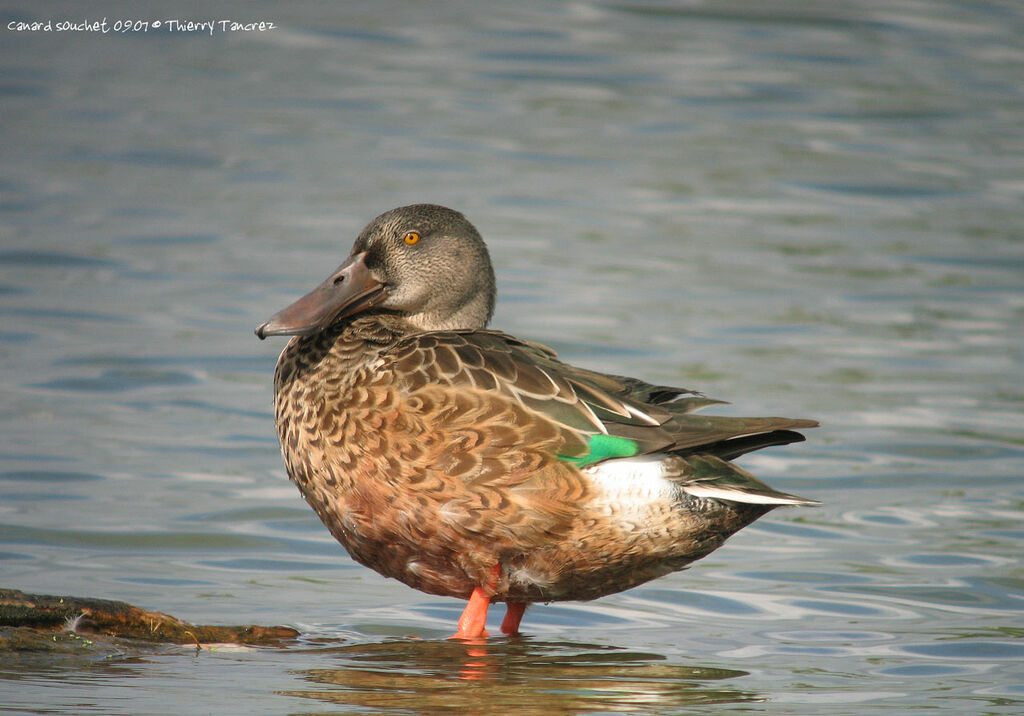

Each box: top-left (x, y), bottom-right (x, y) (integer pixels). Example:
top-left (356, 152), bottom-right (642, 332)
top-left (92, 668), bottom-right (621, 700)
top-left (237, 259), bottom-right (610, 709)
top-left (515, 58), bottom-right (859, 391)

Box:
top-left (275, 312), bottom-right (417, 385)
top-left (339, 312), bottom-right (418, 346)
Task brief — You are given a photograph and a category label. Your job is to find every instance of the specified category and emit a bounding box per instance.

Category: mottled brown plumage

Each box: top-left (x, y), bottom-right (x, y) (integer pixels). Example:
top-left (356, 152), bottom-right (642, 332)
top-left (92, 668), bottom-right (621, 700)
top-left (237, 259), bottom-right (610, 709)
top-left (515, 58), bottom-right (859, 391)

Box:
top-left (257, 204), bottom-right (818, 636)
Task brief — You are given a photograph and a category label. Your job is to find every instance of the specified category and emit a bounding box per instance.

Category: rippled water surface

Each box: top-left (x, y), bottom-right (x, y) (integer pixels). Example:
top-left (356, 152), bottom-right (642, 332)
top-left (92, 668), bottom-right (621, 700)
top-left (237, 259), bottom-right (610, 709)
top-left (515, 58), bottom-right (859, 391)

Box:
top-left (2, 0), bottom-right (1022, 713)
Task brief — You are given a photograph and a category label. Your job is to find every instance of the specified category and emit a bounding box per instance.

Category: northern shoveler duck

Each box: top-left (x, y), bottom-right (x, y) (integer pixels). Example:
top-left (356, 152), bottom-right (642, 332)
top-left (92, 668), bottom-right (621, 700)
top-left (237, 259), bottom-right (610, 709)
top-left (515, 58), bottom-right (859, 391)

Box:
top-left (256, 204), bottom-right (818, 638)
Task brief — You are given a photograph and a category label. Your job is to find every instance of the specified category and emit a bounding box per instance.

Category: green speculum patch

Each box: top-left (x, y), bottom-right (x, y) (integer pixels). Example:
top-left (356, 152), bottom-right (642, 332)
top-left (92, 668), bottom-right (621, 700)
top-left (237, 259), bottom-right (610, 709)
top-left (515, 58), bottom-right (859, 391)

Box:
top-left (558, 434), bottom-right (640, 467)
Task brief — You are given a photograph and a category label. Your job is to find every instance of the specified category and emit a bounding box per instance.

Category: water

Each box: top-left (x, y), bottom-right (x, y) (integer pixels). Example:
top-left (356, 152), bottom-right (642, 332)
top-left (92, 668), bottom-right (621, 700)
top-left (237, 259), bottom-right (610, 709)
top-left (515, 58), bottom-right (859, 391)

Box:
top-left (2, 0), bottom-right (1022, 712)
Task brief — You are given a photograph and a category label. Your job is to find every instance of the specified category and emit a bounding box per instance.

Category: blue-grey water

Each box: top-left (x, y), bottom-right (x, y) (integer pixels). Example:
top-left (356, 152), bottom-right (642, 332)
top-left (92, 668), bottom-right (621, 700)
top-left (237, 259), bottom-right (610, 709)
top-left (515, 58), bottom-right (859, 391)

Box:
top-left (2, 1), bottom-right (1022, 713)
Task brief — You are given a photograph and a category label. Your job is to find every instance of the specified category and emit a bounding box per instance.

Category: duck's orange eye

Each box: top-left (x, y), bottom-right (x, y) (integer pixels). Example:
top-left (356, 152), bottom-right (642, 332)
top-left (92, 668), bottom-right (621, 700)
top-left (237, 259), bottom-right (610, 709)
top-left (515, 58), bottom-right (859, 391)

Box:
top-left (403, 231), bottom-right (420, 245)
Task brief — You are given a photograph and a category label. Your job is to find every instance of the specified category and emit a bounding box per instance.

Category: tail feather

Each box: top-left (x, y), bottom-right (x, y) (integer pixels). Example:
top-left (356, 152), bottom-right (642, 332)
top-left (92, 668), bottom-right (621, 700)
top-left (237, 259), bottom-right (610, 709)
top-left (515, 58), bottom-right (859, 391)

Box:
top-left (677, 454), bottom-right (819, 507)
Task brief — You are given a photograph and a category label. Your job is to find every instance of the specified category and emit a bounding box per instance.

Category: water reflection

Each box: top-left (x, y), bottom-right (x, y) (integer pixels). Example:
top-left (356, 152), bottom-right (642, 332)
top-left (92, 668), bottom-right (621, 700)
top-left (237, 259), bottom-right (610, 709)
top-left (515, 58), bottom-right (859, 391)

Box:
top-left (282, 638), bottom-right (756, 713)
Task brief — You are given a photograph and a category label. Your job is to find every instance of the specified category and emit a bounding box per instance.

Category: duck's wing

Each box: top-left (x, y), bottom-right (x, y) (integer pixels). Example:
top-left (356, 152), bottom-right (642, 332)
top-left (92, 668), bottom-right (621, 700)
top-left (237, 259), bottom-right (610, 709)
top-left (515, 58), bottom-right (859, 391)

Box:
top-left (386, 330), bottom-right (817, 467)
top-left (388, 330), bottom-right (672, 461)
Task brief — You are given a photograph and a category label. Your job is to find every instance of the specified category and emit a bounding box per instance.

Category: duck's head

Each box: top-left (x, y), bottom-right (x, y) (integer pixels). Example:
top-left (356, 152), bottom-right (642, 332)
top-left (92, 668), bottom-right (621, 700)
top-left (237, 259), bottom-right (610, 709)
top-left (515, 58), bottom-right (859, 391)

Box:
top-left (256, 204), bottom-right (496, 339)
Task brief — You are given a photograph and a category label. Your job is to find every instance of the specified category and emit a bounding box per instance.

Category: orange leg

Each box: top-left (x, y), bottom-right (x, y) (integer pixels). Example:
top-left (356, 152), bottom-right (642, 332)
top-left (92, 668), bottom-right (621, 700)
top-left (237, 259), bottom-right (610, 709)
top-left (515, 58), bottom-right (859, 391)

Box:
top-left (451, 564), bottom-right (501, 639)
top-left (453, 585), bottom-right (491, 639)
top-left (501, 602), bottom-right (527, 635)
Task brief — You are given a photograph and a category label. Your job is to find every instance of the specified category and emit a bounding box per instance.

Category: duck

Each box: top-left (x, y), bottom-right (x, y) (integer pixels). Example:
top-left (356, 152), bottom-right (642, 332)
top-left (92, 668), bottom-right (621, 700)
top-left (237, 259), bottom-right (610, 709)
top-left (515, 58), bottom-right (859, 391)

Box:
top-left (256, 204), bottom-right (818, 639)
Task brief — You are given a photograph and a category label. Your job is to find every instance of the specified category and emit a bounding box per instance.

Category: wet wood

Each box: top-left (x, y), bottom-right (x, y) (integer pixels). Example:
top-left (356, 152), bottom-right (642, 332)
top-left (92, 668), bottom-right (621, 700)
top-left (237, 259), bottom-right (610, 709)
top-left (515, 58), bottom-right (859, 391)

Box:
top-left (0, 588), bottom-right (299, 646)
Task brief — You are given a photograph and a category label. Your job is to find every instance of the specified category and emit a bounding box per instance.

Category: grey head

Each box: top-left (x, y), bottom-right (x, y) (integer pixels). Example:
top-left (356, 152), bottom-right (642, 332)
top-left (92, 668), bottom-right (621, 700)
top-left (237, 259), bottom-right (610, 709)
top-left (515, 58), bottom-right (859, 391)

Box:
top-left (256, 204), bottom-right (496, 339)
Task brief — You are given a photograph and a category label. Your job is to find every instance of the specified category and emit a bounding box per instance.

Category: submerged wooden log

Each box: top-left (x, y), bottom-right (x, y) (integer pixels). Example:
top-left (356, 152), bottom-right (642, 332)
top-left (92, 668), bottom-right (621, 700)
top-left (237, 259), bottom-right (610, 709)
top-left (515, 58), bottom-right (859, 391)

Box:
top-left (0, 588), bottom-right (299, 646)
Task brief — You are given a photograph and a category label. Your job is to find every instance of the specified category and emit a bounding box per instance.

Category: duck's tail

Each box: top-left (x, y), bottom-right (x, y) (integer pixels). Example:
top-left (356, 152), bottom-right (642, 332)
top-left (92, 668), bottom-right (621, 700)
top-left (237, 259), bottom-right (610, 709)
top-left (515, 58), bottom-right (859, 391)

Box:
top-left (675, 453), bottom-right (820, 507)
